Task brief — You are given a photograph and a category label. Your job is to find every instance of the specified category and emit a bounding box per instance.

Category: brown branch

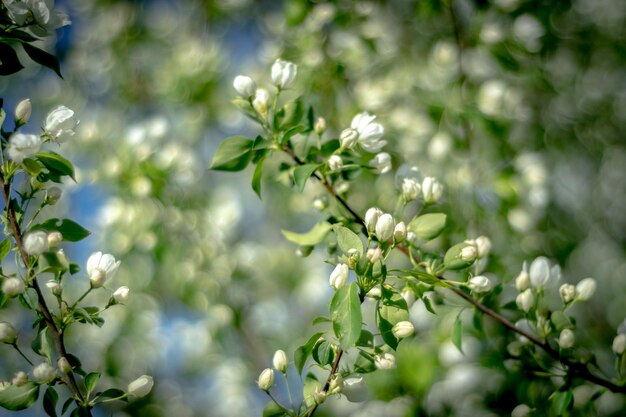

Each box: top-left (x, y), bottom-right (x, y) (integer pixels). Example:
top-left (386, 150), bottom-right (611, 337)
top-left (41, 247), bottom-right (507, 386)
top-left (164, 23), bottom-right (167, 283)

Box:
top-left (0, 172), bottom-right (90, 413)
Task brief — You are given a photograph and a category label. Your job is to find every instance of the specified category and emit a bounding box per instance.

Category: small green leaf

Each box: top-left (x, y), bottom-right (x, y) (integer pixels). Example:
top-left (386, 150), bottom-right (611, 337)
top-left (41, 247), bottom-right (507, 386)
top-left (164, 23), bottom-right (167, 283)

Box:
top-left (551, 389), bottom-right (573, 415)
top-left (550, 311), bottom-right (572, 332)
top-left (281, 125), bottom-right (306, 144)
top-left (311, 316), bottom-right (331, 325)
top-left (84, 372), bottom-right (100, 395)
top-left (333, 225), bottom-right (363, 256)
top-left (209, 136), bottom-right (254, 171)
top-left (276, 97), bottom-right (304, 131)
top-left (355, 330), bottom-right (374, 348)
top-left (354, 350), bottom-right (377, 374)
top-left (452, 316), bottom-right (463, 353)
top-left (0, 382), bottom-right (39, 410)
top-left (407, 213), bottom-right (447, 241)
top-left (22, 158), bottom-right (44, 177)
top-left (32, 328), bottom-right (53, 362)
top-left (61, 397), bottom-right (74, 415)
top-left (397, 269), bottom-right (446, 287)
top-left (251, 156), bottom-right (266, 198)
top-left (36, 152), bottom-right (75, 180)
top-left (281, 222), bottom-right (332, 246)
top-left (312, 339), bottom-right (335, 366)
top-left (262, 401), bottom-right (286, 417)
top-left (0, 238), bottom-right (11, 261)
top-left (21, 43), bottom-right (62, 78)
top-left (31, 218), bottom-right (90, 242)
top-left (43, 386), bottom-right (58, 417)
top-left (329, 282), bottom-right (362, 350)
top-left (0, 43), bottom-right (24, 76)
top-left (294, 331), bottom-right (324, 374)
top-left (443, 242), bottom-right (475, 270)
top-left (293, 163), bottom-right (320, 192)
top-left (376, 286), bottom-right (409, 350)
top-left (69, 263), bottom-right (80, 275)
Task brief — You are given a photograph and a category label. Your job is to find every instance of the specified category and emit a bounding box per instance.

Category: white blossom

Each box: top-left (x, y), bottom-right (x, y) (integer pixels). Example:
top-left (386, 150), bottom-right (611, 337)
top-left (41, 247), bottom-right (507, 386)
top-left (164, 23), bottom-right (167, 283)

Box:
top-left (516, 289), bottom-right (534, 313)
top-left (272, 350), bottom-right (288, 373)
top-left (113, 286), bottom-right (130, 303)
top-left (374, 352), bottom-right (396, 370)
top-left (257, 368), bottom-right (274, 391)
top-left (0, 322), bottom-right (17, 344)
top-left (328, 155), bottom-right (343, 172)
top-left (7, 133), bottom-right (41, 163)
top-left (14, 98), bottom-right (32, 125)
top-left (369, 152), bottom-right (392, 174)
top-left (329, 263), bottom-right (349, 289)
top-left (421, 176), bottom-right (443, 203)
top-left (2, 277), bottom-right (25, 297)
top-left (253, 88), bottom-right (270, 118)
top-left (23, 230), bottom-right (48, 255)
top-left (44, 105), bottom-right (78, 143)
top-left (613, 334), bottom-right (626, 355)
top-left (271, 59), bottom-right (297, 89)
top-left (467, 275), bottom-right (492, 293)
top-left (559, 284), bottom-right (576, 303)
top-left (87, 251), bottom-right (121, 288)
top-left (12, 371), bottom-right (28, 386)
top-left (127, 375), bottom-right (154, 397)
top-left (575, 277), bottom-right (596, 301)
top-left (558, 329), bottom-right (575, 349)
top-left (528, 256), bottom-right (560, 288)
top-left (366, 247), bottom-right (382, 264)
top-left (364, 207), bottom-right (383, 233)
top-left (33, 362), bottom-right (56, 384)
top-left (339, 128), bottom-right (359, 149)
top-left (351, 112), bottom-right (386, 152)
top-left (233, 75), bottom-right (256, 98)
top-left (401, 178), bottom-right (420, 201)
top-left (375, 213), bottom-right (395, 242)
top-left (392, 321), bottom-right (415, 339)
top-left (394, 222), bottom-right (407, 242)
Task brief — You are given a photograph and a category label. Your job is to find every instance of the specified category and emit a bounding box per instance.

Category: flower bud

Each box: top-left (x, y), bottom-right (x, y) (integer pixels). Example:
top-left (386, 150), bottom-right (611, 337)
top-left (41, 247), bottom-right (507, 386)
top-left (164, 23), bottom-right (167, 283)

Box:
top-left (612, 334), bottom-right (626, 355)
top-left (0, 322), bottom-right (17, 344)
top-left (369, 152), bottom-right (392, 174)
top-left (460, 245), bottom-right (477, 262)
top-left (401, 178), bottom-right (420, 201)
top-left (401, 287), bottom-right (416, 307)
top-left (339, 128), bottom-right (359, 149)
top-left (314, 117), bottom-right (326, 135)
top-left (45, 187), bottom-right (62, 205)
top-left (366, 247), bottom-right (382, 264)
top-left (511, 404), bottom-right (532, 417)
top-left (467, 275), bottom-right (492, 293)
top-left (559, 284), bottom-right (576, 303)
top-left (233, 75), bottom-right (256, 98)
top-left (474, 236), bottom-right (492, 258)
top-left (312, 196), bottom-right (328, 211)
top-left (89, 269), bottom-right (107, 288)
top-left (56, 249), bottom-right (69, 270)
top-left (312, 386), bottom-right (326, 404)
top-left (44, 106), bottom-right (78, 143)
top-left (515, 270), bottom-right (530, 291)
top-left (272, 349), bottom-right (288, 373)
top-left (45, 280), bottom-right (62, 296)
top-left (328, 155), bottom-right (343, 172)
top-left (257, 368), bottom-right (274, 391)
top-left (328, 373), bottom-right (343, 395)
top-left (364, 207), bottom-right (382, 233)
top-left (575, 277), bottom-right (596, 301)
top-left (516, 289), bottom-right (534, 313)
top-left (2, 277), bottom-right (25, 297)
top-left (14, 98), bottom-right (32, 126)
top-left (342, 376), bottom-right (367, 402)
top-left (392, 321), bottom-right (415, 339)
top-left (128, 375), bottom-right (154, 397)
top-left (375, 213), bottom-right (395, 242)
top-left (393, 222), bottom-right (407, 243)
top-left (271, 59), bottom-right (297, 89)
top-left (366, 286), bottom-right (382, 299)
top-left (374, 352), bottom-right (396, 370)
top-left (421, 176), bottom-right (443, 203)
top-left (33, 362), bottom-right (56, 384)
top-left (57, 357), bottom-right (72, 374)
top-left (47, 231), bottom-right (63, 248)
top-left (253, 88), bottom-right (270, 118)
top-left (12, 371), bottom-right (28, 386)
top-left (329, 264), bottom-right (349, 289)
top-left (558, 329), bottom-right (575, 349)
top-left (113, 286), bottom-right (130, 303)
top-left (23, 231), bottom-right (48, 256)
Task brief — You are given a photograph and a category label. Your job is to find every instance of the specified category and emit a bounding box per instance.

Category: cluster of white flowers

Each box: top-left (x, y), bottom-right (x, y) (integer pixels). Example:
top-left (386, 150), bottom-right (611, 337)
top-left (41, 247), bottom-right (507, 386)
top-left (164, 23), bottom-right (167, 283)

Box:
top-left (2, 0), bottom-right (71, 36)
top-left (364, 208), bottom-right (406, 243)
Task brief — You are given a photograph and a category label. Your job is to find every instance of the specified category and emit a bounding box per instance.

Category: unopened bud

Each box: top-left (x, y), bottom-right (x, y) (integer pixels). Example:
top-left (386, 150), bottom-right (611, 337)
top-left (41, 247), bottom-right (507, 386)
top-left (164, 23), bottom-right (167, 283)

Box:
top-left (14, 98), bottom-right (32, 126)
top-left (613, 334), bottom-right (626, 355)
top-left (45, 187), bottom-right (62, 205)
top-left (45, 280), bottom-right (62, 296)
top-left (253, 89), bottom-right (270, 118)
top-left (460, 245), bottom-right (477, 262)
top-left (393, 222), bottom-right (406, 242)
top-left (392, 321), bottom-right (415, 339)
top-left (329, 264), bottom-right (349, 289)
top-left (112, 286), bottom-right (130, 304)
top-left (328, 374), bottom-right (344, 395)
top-left (576, 277), bottom-right (596, 301)
top-left (314, 117), bottom-right (326, 135)
top-left (374, 352), bottom-right (396, 370)
top-left (364, 207), bottom-right (382, 233)
top-left (57, 357), bottom-right (72, 374)
top-left (558, 329), bottom-right (575, 349)
top-left (474, 236), bottom-right (492, 258)
top-left (12, 371), bottom-right (28, 386)
top-left (515, 270), bottom-right (530, 291)
top-left (272, 349), bottom-right (288, 373)
top-left (559, 284), bottom-right (576, 303)
top-left (328, 155), bottom-right (343, 172)
top-left (47, 231), bottom-right (63, 248)
top-left (366, 247), bottom-right (382, 264)
top-left (516, 289), bottom-right (534, 313)
top-left (257, 368), bottom-right (274, 391)
top-left (0, 322), bottom-right (17, 344)
top-left (2, 277), bottom-right (25, 297)
top-left (339, 128), bottom-right (359, 149)
top-left (375, 213), bottom-right (395, 242)
top-left (233, 75), bottom-right (256, 98)
top-left (127, 375), bottom-right (154, 397)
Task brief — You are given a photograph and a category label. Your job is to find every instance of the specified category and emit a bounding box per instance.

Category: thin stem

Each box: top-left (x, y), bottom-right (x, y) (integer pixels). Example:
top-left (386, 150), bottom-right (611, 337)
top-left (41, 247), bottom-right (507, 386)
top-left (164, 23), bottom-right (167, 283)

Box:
top-left (11, 343), bottom-right (34, 366)
top-left (0, 171), bottom-right (90, 413)
top-left (70, 288), bottom-right (92, 311)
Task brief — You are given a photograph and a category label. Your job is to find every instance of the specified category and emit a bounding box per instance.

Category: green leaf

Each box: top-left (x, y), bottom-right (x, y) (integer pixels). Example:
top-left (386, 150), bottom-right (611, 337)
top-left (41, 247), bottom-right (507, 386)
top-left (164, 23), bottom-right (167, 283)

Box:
top-left (22, 158), bottom-right (44, 177)
top-left (0, 382), bottom-right (39, 410)
top-left (443, 242), bottom-right (475, 270)
top-left (93, 388), bottom-right (125, 402)
top-left (209, 136), bottom-right (254, 171)
top-left (251, 156), bottom-right (266, 198)
top-left (376, 286), bottom-right (409, 350)
top-left (293, 163), bottom-right (320, 192)
top-left (329, 282), bottom-right (362, 350)
top-left (311, 316), bottom-right (331, 325)
top-left (294, 332), bottom-right (324, 374)
top-left (452, 316), bottom-right (463, 353)
top-left (276, 98), bottom-right (304, 131)
top-left (21, 43), bottom-right (62, 78)
top-left (61, 397), bottom-right (74, 415)
top-left (333, 225), bottom-right (363, 256)
top-left (355, 330), bottom-right (374, 348)
top-left (0, 238), bottom-right (11, 261)
top-left (36, 152), bottom-right (75, 181)
top-left (281, 125), bottom-right (306, 144)
top-left (0, 29), bottom-right (38, 42)
top-left (354, 350), bottom-right (377, 374)
top-left (396, 269), bottom-right (446, 287)
top-left (550, 311), bottom-right (572, 332)
top-left (551, 390), bottom-right (573, 415)
top-left (312, 338), bottom-right (335, 366)
top-left (262, 401), bottom-right (286, 417)
top-left (31, 218), bottom-right (90, 242)
top-left (407, 213), bottom-right (447, 241)
top-left (281, 222), bottom-right (332, 246)
top-left (0, 43), bottom-right (24, 76)
top-left (84, 372), bottom-right (100, 395)
top-left (32, 328), bottom-right (53, 362)
top-left (69, 263), bottom-right (80, 275)
top-left (43, 386), bottom-right (58, 417)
